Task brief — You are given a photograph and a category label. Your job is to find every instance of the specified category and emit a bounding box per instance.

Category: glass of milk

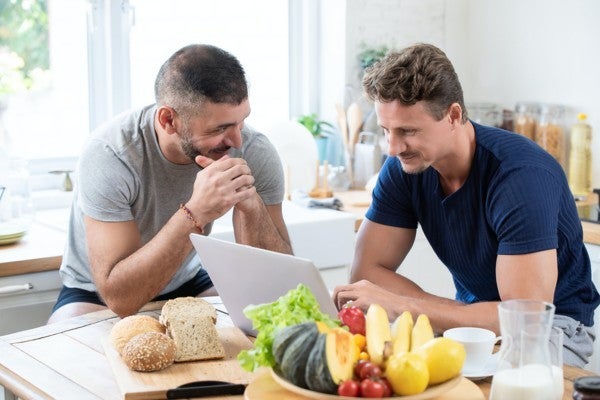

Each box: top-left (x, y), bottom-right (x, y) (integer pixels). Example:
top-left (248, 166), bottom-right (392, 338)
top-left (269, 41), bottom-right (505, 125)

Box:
top-left (490, 300), bottom-right (561, 400)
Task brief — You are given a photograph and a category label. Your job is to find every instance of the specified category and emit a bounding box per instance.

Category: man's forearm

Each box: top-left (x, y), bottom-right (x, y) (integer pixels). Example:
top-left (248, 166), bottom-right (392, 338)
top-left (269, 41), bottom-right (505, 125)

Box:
top-left (232, 203), bottom-right (292, 254)
top-left (97, 212), bottom-right (198, 317)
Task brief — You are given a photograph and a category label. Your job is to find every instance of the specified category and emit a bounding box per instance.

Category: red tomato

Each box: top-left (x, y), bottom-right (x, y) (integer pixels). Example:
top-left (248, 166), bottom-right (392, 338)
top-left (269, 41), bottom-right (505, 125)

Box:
top-left (358, 361), bottom-right (382, 380)
top-left (338, 306), bottom-right (366, 335)
top-left (379, 377), bottom-right (393, 397)
top-left (338, 379), bottom-right (360, 397)
top-left (360, 378), bottom-right (386, 398)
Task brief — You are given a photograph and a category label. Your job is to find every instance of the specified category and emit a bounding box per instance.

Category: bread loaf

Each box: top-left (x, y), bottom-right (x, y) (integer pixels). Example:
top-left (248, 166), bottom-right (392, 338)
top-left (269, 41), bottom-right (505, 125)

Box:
top-left (121, 331), bottom-right (177, 372)
top-left (159, 297), bottom-right (217, 325)
top-left (160, 297), bottom-right (225, 362)
top-left (110, 315), bottom-right (165, 355)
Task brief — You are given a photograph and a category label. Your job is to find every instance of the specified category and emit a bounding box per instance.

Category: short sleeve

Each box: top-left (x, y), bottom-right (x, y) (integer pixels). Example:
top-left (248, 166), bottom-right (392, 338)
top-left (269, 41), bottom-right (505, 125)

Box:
top-left (240, 132), bottom-right (285, 205)
top-left (488, 166), bottom-right (560, 254)
top-left (77, 138), bottom-right (138, 222)
top-left (366, 157), bottom-right (418, 229)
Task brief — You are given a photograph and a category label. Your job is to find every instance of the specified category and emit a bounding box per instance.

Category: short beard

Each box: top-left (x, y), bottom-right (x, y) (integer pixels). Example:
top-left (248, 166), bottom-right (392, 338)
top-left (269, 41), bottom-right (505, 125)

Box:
top-left (180, 135), bottom-right (201, 162)
top-left (397, 156), bottom-right (428, 175)
top-left (178, 124), bottom-right (231, 163)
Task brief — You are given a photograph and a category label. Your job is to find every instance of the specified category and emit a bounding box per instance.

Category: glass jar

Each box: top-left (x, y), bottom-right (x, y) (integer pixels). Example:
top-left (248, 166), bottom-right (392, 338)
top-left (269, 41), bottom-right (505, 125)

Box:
top-left (4, 157), bottom-right (35, 226)
top-left (536, 104), bottom-right (566, 166)
top-left (514, 102), bottom-right (540, 140)
top-left (573, 376), bottom-right (600, 400)
top-left (568, 113), bottom-right (593, 199)
top-left (468, 102), bottom-right (502, 127)
top-left (500, 109), bottom-right (514, 132)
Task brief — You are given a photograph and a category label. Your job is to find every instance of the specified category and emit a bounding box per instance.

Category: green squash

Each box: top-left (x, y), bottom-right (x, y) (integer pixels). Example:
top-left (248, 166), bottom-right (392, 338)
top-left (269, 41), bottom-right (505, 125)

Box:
top-left (305, 327), bottom-right (358, 394)
top-left (325, 327), bottom-right (358, 384)
top-left (272, 322), bottom-right (313, 365)
top-left (305, 334), bottom-right (338, 393)
top-left (279, 323), bottom-right (319, 388)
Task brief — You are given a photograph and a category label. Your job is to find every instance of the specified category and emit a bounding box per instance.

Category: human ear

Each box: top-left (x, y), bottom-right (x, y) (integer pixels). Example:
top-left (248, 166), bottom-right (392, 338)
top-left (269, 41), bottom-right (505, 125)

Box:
top-left (448, 103), bottom-right (463, 126)
top-left (156, 106), bottom-right (178, 134)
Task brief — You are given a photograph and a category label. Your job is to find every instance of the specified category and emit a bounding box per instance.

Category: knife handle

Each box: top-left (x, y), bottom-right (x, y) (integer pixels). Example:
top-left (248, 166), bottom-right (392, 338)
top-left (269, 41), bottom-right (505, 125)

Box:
top-left (166, 380), bottom-right (246, 399)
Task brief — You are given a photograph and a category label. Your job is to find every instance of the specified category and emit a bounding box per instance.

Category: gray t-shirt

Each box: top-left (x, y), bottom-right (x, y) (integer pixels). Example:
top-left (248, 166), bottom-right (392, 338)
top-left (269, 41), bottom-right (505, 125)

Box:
top-left (59, 104), bottom-right (284, 293)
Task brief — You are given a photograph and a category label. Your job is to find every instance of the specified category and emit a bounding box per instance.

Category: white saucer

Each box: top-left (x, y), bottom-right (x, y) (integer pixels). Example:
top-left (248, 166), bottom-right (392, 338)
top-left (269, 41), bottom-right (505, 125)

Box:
top-left (463, 352), bottom-right (500, 381)
top-left (0, 220), bottom-right (29, 245)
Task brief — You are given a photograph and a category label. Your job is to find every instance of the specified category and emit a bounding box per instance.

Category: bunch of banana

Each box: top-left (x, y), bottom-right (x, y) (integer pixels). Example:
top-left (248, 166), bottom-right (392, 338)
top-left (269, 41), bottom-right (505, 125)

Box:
top-left (363, 305), bottom-right (465, 395)
top-left (365, 305), bottom-right (434, 365)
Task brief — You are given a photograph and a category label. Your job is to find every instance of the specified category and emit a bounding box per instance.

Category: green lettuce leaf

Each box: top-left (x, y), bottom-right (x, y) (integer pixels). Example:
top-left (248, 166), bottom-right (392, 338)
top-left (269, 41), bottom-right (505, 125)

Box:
top-left (237, 283), bottom-right (339, 371)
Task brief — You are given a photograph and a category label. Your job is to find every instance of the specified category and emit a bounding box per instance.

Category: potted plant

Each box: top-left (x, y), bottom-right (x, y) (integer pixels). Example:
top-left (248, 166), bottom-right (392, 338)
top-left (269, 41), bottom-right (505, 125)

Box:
top-left (297, 113), bottom-right (336, 162)
top-left (297, 113), bottom-right (335, 139)
top-left (358, 44), bottom-right (389, 70)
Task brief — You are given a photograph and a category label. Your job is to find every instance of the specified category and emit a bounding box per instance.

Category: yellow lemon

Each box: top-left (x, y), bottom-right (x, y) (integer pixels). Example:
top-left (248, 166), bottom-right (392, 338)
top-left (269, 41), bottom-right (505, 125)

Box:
top-left (414, 337), bottom-right (466, 384)
top-left (385, 352), bottom-right (429, 396)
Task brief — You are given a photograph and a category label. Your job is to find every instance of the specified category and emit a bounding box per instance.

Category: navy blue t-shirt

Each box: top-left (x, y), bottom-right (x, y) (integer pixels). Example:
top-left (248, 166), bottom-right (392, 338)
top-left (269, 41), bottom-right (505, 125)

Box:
top-left (367, 122), bottom-right (599, 326)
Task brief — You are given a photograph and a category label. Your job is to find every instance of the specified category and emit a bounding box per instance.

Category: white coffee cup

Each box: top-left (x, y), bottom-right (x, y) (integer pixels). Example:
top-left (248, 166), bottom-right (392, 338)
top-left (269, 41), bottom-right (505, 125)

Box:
top-left (443, 327), bottom-right (501, 373)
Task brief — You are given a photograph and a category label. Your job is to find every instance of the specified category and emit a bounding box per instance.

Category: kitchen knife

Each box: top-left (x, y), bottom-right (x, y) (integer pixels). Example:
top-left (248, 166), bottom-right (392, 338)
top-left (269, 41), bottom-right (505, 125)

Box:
top-left (166, 380), bottom-right (246, 399)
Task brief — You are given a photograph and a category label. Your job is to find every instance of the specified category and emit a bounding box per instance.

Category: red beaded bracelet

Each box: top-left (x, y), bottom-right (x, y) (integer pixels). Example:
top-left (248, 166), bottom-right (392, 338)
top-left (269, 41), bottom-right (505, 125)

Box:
top-left (179, 203), bottom-right (204, 233)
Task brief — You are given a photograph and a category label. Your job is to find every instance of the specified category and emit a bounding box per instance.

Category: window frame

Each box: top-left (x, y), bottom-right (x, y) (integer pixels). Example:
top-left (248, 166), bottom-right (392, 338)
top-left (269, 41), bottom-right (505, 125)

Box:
top-left (28, 0), bottom-right (319, 196)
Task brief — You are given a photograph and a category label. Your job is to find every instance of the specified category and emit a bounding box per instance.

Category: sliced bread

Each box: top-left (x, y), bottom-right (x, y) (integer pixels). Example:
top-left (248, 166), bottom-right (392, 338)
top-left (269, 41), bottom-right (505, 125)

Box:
top-left (159, 297), bottom-right (217, 325)
top-left (159, 297), bottom-right (225, 362)
top-left (164, 314), bottom-right (226, 361)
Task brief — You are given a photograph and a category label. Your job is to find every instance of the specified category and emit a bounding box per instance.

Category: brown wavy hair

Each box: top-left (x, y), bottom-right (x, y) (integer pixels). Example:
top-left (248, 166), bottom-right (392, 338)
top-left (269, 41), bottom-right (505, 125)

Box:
top-left (362, 43), bottom-right (468, 123)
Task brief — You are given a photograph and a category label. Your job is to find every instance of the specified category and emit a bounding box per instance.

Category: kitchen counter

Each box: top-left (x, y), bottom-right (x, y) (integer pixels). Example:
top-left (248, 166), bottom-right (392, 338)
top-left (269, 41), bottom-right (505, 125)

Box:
top-left (2, 192), bottom-right (598, 277)
top-left (335, 190), bottom-right (600, 246)
top-left (0, 201), bottom-right (355, 276)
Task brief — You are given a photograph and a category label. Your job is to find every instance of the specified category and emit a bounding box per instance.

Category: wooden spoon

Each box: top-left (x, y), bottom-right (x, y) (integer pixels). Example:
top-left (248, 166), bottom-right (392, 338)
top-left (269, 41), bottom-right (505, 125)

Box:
top-left (347, 102), bottom-right (363, 154)
top-left (335, 103), bottom-right (349, 153)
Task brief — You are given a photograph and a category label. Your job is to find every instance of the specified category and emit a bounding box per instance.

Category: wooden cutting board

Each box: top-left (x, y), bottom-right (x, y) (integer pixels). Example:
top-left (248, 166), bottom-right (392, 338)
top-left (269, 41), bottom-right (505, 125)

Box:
top-left (103, 327), bottom-right (256, 400)
top-left (244, 371), bottom-right (485, 400)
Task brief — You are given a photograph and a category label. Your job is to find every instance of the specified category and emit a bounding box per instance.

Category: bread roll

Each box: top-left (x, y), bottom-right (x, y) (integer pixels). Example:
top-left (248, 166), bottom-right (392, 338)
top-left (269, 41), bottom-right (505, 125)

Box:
top-left (121, 331), bottom-right (176, 372)
top-left (110, 315), bottom-right (165, 354)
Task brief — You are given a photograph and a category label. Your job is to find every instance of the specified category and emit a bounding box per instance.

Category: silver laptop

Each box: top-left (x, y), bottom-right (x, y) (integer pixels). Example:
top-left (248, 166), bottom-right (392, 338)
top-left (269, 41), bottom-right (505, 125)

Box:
top-left (189, 233), bottom-right (339, 336)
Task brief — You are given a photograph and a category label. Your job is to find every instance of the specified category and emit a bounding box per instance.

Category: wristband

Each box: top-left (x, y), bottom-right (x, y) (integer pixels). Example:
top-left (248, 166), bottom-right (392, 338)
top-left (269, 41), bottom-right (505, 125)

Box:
top-left (179, 203), bottom-right (204, 233)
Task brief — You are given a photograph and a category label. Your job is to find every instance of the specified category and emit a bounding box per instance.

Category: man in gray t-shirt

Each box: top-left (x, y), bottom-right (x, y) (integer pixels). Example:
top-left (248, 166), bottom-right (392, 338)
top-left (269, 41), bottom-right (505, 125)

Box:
top-left (48, 44), bottom-right (292, 323)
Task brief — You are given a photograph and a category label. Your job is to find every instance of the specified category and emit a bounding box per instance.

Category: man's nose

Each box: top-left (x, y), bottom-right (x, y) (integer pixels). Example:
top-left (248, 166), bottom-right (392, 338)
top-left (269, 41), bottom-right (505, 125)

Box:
top-left (224, 125), bottom-right (243, 148)
top-left (387, 134), bottom-right (406, 156)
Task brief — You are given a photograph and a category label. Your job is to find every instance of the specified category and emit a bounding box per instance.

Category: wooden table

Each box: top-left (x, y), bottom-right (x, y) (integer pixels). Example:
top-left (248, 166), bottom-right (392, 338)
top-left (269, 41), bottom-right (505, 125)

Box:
top-left (0, 300), bottom-right (595, 400)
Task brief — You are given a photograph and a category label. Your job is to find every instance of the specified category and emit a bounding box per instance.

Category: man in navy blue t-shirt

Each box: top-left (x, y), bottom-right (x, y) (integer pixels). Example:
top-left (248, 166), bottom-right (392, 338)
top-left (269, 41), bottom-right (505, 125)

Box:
top-left (332, 43), bottom-right (599, 367)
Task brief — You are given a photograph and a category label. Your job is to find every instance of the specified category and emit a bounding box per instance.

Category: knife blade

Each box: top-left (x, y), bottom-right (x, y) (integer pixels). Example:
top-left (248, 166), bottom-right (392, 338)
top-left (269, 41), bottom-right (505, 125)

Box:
top-left (166, 380), bottom-right (246, 399)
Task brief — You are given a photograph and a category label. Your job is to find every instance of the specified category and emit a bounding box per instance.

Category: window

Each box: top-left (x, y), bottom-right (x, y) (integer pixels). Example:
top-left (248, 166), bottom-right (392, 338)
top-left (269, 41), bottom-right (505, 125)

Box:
top-left (1, 0), bottom-right (308, 194)
top-left (0, 0), bottom-right (89, 162)
top-left (127, 0), bottom-right (289, 133)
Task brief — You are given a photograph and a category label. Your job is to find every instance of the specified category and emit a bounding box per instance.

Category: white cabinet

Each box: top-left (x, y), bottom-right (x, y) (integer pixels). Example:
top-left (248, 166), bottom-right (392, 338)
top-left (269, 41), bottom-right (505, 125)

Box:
top-left (0, 270), bottom-right (61, 335)
top-left (211, 201), bottom-right (356, 269)
top-left (585, 243), bottom-right (600, 373)
top-left (398, 229), bottom-right (455, 299)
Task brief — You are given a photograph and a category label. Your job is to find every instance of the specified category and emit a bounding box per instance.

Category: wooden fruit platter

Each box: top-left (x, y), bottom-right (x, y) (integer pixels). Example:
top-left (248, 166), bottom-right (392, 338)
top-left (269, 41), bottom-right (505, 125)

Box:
top-left (244, 370), bottom-right (484, 400)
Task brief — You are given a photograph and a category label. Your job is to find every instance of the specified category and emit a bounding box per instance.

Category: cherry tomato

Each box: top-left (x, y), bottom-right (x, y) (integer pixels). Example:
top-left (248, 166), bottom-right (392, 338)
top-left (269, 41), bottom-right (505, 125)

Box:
top-left (338, 379), bottom-right (360, 397)
top-left (358, 361), bottom-right (382, 380)
top-left (360, 378), bottom-right (386, 398)
top-left (379, 377), bottom-right (393, 397)
top-left (338, 306), bottom-right (366, 335)
top-left (354, 359), bottom-right (368, 378)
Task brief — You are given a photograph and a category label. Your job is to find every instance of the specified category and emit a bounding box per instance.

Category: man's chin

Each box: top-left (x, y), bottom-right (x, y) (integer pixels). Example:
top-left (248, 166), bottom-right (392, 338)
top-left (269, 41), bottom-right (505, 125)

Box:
top-left (400, 162), bottom-right (427, 175)
top-left (207, 148), bottom-right (232, 160)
